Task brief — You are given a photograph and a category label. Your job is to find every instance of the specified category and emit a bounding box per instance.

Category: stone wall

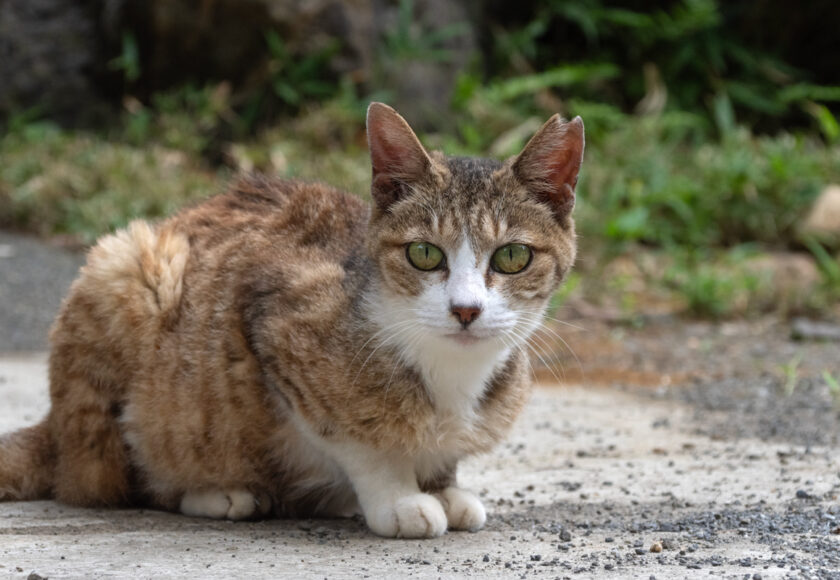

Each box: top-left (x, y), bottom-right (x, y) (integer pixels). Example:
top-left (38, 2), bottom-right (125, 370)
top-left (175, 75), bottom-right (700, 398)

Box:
top-left (0, 0), bottom-right (477, 127)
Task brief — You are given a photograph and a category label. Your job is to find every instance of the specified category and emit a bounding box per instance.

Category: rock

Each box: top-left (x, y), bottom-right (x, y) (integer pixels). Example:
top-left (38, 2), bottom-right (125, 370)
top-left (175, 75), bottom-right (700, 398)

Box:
top-left (1, 0), bottom-right (478, 126)
top-left (791, 319), bottom-right (840, 342)
top-left (0, 0), bottom-right (113, 123)
top-left (134, 0), bottom-right (476, 128)
top-left (139, 0), bottom-right (374, 90)
top-left (374, 0), bottom-right (476, 129)
top-left (801, 184), bottom-right (840, 244)
top-left (743, 252), bottom-right (822, 309)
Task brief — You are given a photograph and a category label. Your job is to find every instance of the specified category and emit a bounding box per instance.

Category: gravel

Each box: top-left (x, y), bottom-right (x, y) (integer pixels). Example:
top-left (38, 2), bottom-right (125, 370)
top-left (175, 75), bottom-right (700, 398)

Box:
top-left (1, 231), bottom-right (839, 578)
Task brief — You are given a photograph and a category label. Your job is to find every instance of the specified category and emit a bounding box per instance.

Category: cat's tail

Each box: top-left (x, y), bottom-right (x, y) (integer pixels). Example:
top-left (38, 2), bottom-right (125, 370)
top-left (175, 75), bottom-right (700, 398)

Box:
top-left (0, 420), bottom-right (54, 501)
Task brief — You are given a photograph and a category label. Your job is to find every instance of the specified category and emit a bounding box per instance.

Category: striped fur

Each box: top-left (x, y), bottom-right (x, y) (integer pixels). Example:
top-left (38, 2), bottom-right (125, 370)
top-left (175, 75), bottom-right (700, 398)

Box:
top-left (0, 104), bottom-right (583, 537)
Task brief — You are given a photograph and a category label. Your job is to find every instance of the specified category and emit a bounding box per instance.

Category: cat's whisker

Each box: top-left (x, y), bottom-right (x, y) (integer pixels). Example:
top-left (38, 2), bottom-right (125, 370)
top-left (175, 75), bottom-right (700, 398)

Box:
top-left (506, 323), bottom-right (567, 381)
top-left (523, 328), bottom-right (570, 382)
top-left (506, 327), bottom-right (566, 386)
top-left (503, 336), bottom-right (538, 381)
top-left (516, 313), bottom-right (584, 377)
top-left (501, 327), bottom-right (553, 382)
top-left (382, 326), bottom-right (427, 406)
top-left (349, 318), bottom-right (418, 369)
top-left (350, 321), bottom-right (422, 387)
top-left (528, 313), bottom-right (586, 331)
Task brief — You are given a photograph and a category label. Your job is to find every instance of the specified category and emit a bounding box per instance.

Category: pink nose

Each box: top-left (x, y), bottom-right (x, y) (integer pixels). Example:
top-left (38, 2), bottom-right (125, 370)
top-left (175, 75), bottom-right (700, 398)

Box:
top-left (451, 305), bottom-right (481, 326)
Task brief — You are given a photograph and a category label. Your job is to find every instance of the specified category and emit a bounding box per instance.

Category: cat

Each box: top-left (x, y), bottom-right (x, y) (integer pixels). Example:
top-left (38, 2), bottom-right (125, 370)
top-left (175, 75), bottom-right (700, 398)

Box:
top-left (0, 103), bottom-right (583, 538)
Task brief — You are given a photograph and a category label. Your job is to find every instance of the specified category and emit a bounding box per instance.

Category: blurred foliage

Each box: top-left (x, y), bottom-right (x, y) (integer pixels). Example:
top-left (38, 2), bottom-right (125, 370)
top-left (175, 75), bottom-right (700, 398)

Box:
top-left (381, 0), bottom-right (469, 63)
top-left (261, 31), bottom-right (340, 109)
top-left (483, 0), bottom-right (840, 135)
top-left (1, 0), bottom-right (840, 318)
top-left (0, 120), bottom-right (218, 244)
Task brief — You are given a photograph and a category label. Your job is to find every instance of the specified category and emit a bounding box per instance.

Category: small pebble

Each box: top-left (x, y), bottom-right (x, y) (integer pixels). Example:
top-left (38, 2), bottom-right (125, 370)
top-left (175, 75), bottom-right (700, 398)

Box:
top-left (650, 542), bottom-right (663, 553)
top-left (795, 489), bottom-right (811, 499)
top-left (482, 554), bottom-right (490, 562)
top-left (559, 529), bottom-right (572, 542)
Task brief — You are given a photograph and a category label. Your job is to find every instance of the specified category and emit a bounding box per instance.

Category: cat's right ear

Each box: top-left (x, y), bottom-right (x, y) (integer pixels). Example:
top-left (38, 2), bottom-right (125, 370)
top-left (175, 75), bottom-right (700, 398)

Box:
top-left (513, 115), bottom-right (585, 223)
top-left (367, 102), bottom-right (432, 213)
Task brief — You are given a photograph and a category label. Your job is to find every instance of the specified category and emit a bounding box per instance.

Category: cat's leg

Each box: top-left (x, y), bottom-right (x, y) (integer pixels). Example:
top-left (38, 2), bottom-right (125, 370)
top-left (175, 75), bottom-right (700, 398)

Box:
top-left (420, 463), bottom-right (487, 532)
top-left (179, 489), bottom-right (272, 520)
top-left (325, 443), bottom-right (447, 538)
top-left (435, 487), bottom-right (486, 532)
top-left (49, 374), bottom-right (132, 507)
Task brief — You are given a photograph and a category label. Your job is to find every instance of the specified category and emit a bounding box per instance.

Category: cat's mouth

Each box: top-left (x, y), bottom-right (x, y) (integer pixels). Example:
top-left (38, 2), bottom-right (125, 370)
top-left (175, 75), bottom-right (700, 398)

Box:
top-left (444, 331), bottom-right (486, 346)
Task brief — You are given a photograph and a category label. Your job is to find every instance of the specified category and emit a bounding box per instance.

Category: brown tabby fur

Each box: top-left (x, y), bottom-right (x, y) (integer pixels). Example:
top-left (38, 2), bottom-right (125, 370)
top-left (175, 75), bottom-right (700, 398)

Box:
top-left (0, 103), bottom-right (583, 532)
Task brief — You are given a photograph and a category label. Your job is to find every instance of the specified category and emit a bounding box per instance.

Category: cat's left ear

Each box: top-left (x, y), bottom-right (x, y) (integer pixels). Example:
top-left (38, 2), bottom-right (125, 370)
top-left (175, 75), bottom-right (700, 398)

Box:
top-left (367, 102), bottom-right (433, 213)
top-left (513, 115), bottom-right (584, 222)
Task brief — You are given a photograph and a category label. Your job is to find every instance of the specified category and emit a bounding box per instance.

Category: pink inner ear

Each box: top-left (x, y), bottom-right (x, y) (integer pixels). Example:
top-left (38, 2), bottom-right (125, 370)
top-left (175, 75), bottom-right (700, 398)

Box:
top-left (544, 146), bottom-right (582, 196)
top-left (514, 116), bottom-right (584, 220)
top-left (366, 103), bottom-right (431, 212)
top-left (367, 105), bottom-right (429, 181)
top-left (370, 132), bottom-right (417, 177)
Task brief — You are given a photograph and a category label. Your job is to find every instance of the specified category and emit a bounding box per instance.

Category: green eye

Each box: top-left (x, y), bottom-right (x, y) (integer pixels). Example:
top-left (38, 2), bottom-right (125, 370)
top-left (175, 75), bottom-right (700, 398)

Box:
top-left (491, 244), bottom-right (532, 274)
top-left (406, 242), bottom-right (445, 271)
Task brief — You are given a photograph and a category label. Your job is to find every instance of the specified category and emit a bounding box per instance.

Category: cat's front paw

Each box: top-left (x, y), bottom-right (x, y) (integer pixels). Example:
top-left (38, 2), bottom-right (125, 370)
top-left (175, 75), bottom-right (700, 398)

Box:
top-left (179, 489), bottom-right (271, 520)
top-left (365, 493), bottom-right (447, 538)
top-left (437, 487), bottom-right (486, 532)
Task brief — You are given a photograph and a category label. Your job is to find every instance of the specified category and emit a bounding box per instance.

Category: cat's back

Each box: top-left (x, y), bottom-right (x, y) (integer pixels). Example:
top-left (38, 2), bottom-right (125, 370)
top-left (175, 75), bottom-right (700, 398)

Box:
top-left (173, 175), bottom-right (369, 259)
top-left (171, 175), bottom-right (373, 339)
top-left (49, 176), bottom-right (370, 379)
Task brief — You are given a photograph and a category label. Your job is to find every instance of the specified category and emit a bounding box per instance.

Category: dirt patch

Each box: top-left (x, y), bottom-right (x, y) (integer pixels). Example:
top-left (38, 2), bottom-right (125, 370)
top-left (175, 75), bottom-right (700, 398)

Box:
top-left (537, 314), bottom-right (840, 447)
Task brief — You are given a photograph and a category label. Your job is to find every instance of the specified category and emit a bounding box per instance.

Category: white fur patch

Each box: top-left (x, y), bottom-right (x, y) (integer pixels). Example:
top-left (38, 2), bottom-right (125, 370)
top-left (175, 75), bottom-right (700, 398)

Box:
top-left (295, 426), bottom-right (447, 538)
top-left (180, 489), bottom-right (258, 520)
top-left (370, 238), bottom-right (540, 426)
top-left (436, 487), bottom-right (486, 531)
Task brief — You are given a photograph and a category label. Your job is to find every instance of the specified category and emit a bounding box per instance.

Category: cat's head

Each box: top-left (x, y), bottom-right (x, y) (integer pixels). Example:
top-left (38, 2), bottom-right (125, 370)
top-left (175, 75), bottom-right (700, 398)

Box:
top-left (364, 102), bottom-right (583, 364)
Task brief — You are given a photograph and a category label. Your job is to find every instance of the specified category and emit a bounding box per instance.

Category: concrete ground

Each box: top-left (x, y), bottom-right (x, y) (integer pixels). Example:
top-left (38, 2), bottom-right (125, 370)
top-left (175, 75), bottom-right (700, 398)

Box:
top-left (1, 232), bottom-right (839, 579)
top-left (0, 232), bottom-right (84, 352)
top-left (1, 354), bottom-right (838, 579)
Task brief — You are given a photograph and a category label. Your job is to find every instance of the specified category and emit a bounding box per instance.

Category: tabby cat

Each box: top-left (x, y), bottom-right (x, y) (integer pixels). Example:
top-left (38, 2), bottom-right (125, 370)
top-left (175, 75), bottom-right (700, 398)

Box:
top-left (0, 103), bottom-right (583, 538)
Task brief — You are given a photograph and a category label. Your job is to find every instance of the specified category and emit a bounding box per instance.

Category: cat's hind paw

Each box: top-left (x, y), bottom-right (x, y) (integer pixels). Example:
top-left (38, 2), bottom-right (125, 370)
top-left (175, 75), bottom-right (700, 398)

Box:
top-left (179, 489), bottom-right (271, 520)
top-left (366, 493), bottom-right (447, 538)
top-left (437, 487), bottom-right (486, 532)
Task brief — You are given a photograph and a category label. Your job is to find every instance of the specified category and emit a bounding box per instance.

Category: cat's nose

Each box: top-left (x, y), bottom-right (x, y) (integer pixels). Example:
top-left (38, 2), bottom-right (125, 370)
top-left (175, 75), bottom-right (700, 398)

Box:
top-left (451, 304), bottom-right (482, 327)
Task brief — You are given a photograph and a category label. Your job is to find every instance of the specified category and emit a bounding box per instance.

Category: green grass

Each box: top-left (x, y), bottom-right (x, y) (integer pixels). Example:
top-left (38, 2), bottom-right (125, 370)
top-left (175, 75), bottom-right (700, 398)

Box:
top-left (781, 353), bottom-right (803, 396)
top-left (1, 92), bottom-right (839, 318)
top-left (0, 121), bottom-right (220, 244)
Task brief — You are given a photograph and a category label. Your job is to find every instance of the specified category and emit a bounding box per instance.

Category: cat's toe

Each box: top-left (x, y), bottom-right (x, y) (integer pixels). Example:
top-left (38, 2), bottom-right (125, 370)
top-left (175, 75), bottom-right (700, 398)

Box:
top-left (179, 489), bottom-right (265, 520)
top-left (225, 489), bottom-right (258, 520)
top-left (366, 493), bottom-right (447, 538)
top-left (437, 487), bottom-right (486, 532)
top-left (253, 490), bottom-right (273, 516)
top-left (180, 490), bottom-right (231, 519)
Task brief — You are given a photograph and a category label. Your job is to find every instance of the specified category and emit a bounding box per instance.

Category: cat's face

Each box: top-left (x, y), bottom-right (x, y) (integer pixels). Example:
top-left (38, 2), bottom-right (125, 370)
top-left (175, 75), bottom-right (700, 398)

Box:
top-left (365, 104), bottom-right (582, 362)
